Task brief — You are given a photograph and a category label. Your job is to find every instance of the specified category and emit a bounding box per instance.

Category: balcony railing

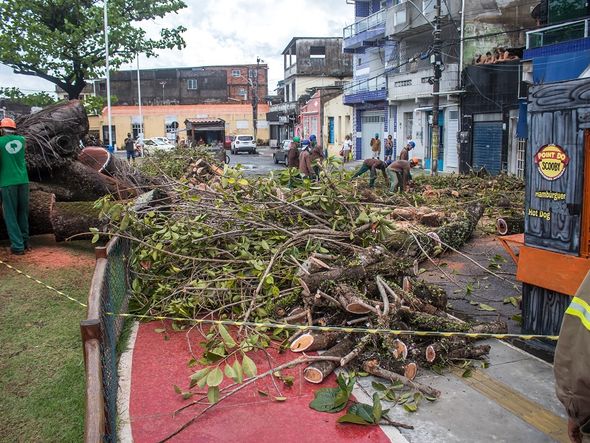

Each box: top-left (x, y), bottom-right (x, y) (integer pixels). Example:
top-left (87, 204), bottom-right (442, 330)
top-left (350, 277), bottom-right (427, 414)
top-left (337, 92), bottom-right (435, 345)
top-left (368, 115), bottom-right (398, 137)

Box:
top-left (526, 18), bottom-right (590, 49)
top-left (343, 9), bottom-right (386, 39)
top-left (344, 74), bottom-right (387, 95)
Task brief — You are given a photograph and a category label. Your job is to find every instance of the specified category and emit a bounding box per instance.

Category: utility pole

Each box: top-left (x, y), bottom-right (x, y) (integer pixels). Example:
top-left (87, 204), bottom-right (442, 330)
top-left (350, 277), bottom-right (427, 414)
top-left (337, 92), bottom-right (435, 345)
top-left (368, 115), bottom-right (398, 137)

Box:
top-left (253, 57), bottom-right (263, 143)
top-left (430, 0), bottom-right (443, 175)
top-left (160, 81), bottom-right (167, 103)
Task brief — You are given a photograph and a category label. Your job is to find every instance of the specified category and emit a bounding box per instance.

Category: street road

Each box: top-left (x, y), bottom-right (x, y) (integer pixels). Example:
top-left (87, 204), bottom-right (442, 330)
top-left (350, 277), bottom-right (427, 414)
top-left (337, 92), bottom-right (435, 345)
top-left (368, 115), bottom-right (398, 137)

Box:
top-left (228, 147), bottom-right (285, 175)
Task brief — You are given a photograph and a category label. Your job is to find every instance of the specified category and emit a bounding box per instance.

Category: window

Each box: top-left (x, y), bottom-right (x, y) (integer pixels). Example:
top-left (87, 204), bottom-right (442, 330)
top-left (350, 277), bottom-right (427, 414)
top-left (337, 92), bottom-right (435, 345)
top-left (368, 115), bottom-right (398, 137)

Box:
top-left (102, 125), bottom-right (116, 146)
top-left (403, 112), bottom-right (413, 139)
top-left (165, 121), bottom-right (179, 137)
top-left (187, 79), bottom-right (198, 90)
top-left (232, 69), bottom-right (241, 77)
top-left (132, 123), bottom-right (144, 139)
top-left (248, 68), bottom-right (256, 79)
top-left (99, 82), bottom-right (106, 92)
top-left (238, 88), bottom-right (247, 100)
top-left (310, 46), bottom-right (326, 59)
top-left (291, 82), bottom-right (296, 101)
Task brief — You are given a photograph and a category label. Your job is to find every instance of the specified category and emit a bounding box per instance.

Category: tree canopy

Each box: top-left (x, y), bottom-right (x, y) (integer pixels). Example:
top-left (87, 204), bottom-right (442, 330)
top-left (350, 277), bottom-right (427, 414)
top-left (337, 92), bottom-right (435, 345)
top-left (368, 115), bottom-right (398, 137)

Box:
top-left (0, 87), bottom-right (57, 107)
top-left (0, 0), bottom-right (187, 99)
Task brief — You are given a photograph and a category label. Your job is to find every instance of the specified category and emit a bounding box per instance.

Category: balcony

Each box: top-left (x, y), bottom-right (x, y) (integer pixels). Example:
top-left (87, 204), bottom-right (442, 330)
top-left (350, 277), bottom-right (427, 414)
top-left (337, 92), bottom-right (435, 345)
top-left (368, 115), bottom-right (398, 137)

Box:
top-left (385, 1), bottom-right (450, 39)
top-left (343, 74), bottom-right (387, 105)
top-left (387, 64), bottom-right (459, 102)
top-left (343, 9), bottom-right (387, 53)
top-left (526, 19), bottom-right (590, 49)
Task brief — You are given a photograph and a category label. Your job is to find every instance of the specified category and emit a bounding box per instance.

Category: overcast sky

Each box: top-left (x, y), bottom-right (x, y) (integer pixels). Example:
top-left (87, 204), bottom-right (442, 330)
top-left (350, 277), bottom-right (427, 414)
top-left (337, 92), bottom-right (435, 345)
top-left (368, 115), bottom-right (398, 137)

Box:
top-left (0, 0), bottom-right (354, 96)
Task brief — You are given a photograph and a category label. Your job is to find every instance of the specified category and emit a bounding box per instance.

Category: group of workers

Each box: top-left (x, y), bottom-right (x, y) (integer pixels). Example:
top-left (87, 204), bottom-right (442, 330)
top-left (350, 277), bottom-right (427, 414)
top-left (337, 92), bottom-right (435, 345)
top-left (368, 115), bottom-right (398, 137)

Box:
top-left (353, 135), bottom-right (418, 192)
top-left (0, 117), bottom-right (30, 255)
top-left (286, 134), bottom-right (324, 180)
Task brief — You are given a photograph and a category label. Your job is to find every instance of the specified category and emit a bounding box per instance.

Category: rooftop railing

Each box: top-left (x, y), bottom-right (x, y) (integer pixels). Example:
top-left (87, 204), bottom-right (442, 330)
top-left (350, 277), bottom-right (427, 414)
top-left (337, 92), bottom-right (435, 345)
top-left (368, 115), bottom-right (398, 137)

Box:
top-left (343, 74), bottom-right (387, 95)
top-left (526, 18), bottom-right (590, 49)
top-left (343, 8), bottom-right (386, 39)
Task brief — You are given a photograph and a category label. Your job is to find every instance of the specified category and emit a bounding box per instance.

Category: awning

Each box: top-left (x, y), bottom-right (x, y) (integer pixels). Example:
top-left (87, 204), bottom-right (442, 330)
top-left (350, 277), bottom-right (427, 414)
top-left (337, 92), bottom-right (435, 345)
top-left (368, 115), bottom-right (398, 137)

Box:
top-left (185, 118), bottom-right (226, 131)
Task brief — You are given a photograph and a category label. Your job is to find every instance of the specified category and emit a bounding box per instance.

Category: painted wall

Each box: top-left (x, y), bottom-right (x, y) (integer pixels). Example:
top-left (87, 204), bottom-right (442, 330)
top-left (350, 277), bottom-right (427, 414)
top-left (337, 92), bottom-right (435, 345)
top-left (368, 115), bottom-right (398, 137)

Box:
top-left (323, 94), bottom-right (353, 156)
top-left (91, 104), bottom-right (270, 148)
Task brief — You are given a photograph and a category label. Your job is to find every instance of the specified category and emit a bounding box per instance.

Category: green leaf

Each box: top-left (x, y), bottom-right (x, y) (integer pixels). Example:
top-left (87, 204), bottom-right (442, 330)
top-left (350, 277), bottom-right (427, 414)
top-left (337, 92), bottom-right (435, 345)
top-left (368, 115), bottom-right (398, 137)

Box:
top-left (233, 360), bottom-right (244, 384)
top-left (218, 324), bottom-right (237, 348)
top-left (403, 402), bottom-right (418, 412)
top-left (425, 395), bottom-right (438, 402)
top-left (372, 393), bottom-right (382, 423)
top-left (187, 358), bottom-right (197, 368)
top-left (174, 385), bottom-right (182, 394)
top-left (154, 328), bottom-right (166, 334)
top-left (224, 364), bottom-right (236, 379)
top-left (462, 369), bottom-right (473, 378)
top-left (477, 303), bottom-right (496, 311)
top-left (241, 354), bottom-right (257, 378)
top-left (182, 391), bottom-right (193, 400)
top-left (348, 403), bottom-right (375, 424)
top-left (206, 367), bottom-right (224, 387)
top-left (91, 233), bottom-right (100, 244)
top-left (190, 367), bottom-right (211, 388)
top-left (371, 381), bottom-right (387, 391)
top-left (120, 214), bottom-right (130, 231)
top-left (274, 396), bottom-right (287, 402)
top-left (337, 414), bottom-right (372, 425)
top-left (208, 386), bottom-right (220, 404)
top-left (257, 390), bottom-right (268, 397)
top-left (309, 387), bottom-right (349, 413)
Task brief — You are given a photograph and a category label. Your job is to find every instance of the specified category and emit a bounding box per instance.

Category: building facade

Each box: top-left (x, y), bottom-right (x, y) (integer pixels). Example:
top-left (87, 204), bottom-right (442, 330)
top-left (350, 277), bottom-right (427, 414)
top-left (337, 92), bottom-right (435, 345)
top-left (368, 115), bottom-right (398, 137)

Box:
top-left (58, 64), bottom-right (268, 106)
top-left (323, 93), bottom-right (353, 156)
top-left (267, 37), bottom-right (353, 145)
top-left (89, 103), bottom-right (270, 149)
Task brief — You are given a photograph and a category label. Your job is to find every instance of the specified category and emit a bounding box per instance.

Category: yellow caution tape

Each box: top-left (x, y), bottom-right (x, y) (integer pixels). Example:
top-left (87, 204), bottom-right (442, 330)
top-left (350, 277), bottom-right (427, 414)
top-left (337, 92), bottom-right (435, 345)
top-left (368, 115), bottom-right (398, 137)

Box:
top-left (0, 258), bottom-right (559, 341)
top-left (0, 258), bottom-right (87, 308)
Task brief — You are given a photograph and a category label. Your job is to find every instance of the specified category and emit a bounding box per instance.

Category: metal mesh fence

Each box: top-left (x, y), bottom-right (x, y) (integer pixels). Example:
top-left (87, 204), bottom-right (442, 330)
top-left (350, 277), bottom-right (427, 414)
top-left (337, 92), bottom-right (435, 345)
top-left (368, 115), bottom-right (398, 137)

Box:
top-left (99, 237), bottom-right (131, 442)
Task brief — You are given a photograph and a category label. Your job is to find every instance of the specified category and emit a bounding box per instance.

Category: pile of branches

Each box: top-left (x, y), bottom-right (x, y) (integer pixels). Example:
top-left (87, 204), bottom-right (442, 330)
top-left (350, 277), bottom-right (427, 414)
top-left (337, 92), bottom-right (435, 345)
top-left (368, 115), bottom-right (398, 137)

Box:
top-left (98, 157), bottom-right (509, 381)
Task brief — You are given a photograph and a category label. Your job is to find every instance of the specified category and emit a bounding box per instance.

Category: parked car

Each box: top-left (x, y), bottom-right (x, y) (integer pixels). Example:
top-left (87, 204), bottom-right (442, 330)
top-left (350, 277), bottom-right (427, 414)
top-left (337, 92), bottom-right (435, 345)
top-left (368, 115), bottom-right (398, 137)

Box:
top-left (224, 135), bottom-right (234, 150)
top-left (142, 137), bottom-right (175, 155)
top-left (231, 135), bottom-right (257, 154)
top-left (273, 139), bottom-right (293, 165)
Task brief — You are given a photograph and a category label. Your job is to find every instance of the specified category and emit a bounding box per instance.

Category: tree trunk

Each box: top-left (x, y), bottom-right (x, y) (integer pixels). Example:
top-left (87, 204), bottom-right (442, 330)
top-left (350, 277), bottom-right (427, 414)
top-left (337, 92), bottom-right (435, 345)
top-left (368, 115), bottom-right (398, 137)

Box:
top-left (38, 161), bottom-right (137, 201)
top-left (0, 190), bottom-right (55, 239)
top-left (303, 338), bottom-right (355, 384)
top-left (50, 201), bottom-right (103, 242)
top-left (496, 216), bottom-right (524, 236)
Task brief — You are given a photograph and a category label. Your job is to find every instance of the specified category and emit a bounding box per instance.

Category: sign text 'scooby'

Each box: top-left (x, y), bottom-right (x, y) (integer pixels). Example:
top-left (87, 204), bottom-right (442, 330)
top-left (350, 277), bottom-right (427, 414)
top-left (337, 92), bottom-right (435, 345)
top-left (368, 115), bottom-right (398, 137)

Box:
top-left (534, 144), bottom-right (569, 181)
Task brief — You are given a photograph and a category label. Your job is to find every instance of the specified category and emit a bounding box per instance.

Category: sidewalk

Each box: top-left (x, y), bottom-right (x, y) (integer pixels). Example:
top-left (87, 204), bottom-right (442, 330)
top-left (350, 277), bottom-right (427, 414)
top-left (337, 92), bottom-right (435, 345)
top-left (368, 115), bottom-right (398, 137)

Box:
top-left (118, 320), bottom-right (568, 443)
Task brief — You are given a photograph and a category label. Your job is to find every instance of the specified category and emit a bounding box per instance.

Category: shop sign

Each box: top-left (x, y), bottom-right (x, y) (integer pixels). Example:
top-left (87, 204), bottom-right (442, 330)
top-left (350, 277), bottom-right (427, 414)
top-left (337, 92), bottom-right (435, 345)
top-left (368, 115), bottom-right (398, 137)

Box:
top-left (534, 144), bottom-right (569, 181)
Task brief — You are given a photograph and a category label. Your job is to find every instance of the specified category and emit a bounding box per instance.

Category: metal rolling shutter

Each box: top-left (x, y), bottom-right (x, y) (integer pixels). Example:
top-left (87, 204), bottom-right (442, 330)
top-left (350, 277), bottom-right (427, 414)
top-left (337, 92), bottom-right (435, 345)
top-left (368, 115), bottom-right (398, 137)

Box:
top-left (472, 121), bottom-right (503, 174)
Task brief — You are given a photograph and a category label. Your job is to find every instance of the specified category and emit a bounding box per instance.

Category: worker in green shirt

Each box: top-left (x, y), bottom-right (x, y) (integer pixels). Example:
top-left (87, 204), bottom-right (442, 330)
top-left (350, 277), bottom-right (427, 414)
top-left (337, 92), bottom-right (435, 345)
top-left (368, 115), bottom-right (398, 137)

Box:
top-left (0, 117), bottom-right (30, 255)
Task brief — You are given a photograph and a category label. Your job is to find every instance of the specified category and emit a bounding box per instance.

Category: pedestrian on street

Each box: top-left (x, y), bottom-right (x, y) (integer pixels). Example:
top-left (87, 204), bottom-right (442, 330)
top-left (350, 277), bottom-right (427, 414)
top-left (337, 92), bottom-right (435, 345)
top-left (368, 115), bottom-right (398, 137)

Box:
top-left (341, 135), bottom-right (352, 163)
top-left (309, 134), bottom-right (323, 179)
top-left (384, 134), bottom-right (394, 163)
top-left (387, 158), bottom-right (418, 193)
top-left (299, 140), bottom-right (314, 180)
top-left (351, 158), bottom-right (389, 188)
top-left (370, 133), bottom-right (381, 159)
top-left (124, 133), bottom-right (136, 163)
top-left (0, 118), bottom-right (30, 255)
top-left (554, 270), bottom-right (590, 443)
top-left (400, 141), bottom-right (415, 161)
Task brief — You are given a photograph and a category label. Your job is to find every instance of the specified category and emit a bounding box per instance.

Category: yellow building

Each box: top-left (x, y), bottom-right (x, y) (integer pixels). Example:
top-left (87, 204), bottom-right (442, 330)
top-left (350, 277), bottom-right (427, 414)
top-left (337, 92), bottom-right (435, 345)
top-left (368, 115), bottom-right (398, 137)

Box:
top-left (322, 94), bottom-right (352, 157)
top-left (88, 103), bottom-right (270, 148)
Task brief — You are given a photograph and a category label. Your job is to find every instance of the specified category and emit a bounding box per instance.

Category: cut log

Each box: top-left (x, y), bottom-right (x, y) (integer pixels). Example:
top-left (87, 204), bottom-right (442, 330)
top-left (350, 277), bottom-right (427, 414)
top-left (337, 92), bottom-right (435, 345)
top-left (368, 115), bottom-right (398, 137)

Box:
top-left (78, 147), bottom-right (112, 173)
top-left (496, 216), bottom-right (524, 236)
top-left (468, 320), bottom-right (508, 335)
top-left (362, 360), bottom-right (440, 398)
top-left (411, 280), bottom-right (448, 311)
top-left (290, 331), bottom-right (342, 353)
top-left (0, 190), bottom-right (55, 239)
top-left (334, 283), bottom-right (376, 314)
top-left (403, 362), bottom-right (417, 380)
top-left (303, 338), bottom-right (354, 384)
top-left (404, 311), bottom-right (469, 332)
top-left (425, 345), bottom-right (436, 363)
top-left (391, 339), bottom-right (408, 360)
top-left (50, 201), bottom-right (103, 242)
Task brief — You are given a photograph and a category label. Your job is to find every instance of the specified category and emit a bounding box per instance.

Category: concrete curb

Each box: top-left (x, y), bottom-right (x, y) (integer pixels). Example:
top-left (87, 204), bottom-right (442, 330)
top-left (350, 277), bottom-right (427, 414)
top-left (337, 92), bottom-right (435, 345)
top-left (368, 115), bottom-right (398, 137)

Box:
top-left (117, 321), bottom-right (140, 443)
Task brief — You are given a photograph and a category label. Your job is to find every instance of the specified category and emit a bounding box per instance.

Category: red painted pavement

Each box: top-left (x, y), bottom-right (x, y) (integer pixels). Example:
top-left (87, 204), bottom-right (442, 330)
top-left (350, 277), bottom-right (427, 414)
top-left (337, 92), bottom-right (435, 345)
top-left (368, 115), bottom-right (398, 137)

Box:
top-left (130, 321), bottom-right (392, 443)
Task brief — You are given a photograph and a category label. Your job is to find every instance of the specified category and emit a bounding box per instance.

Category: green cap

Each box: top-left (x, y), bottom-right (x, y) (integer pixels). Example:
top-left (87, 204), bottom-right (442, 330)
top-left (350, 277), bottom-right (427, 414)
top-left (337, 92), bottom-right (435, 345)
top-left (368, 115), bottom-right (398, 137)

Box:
top-left (293, 136), bottom-right (301, 143)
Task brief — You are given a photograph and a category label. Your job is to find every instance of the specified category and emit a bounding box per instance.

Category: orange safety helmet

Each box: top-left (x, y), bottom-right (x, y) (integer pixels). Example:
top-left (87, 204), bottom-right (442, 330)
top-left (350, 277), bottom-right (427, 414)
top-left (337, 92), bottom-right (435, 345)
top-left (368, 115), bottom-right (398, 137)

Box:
top-left (0, 117), bottom-right (16, 129)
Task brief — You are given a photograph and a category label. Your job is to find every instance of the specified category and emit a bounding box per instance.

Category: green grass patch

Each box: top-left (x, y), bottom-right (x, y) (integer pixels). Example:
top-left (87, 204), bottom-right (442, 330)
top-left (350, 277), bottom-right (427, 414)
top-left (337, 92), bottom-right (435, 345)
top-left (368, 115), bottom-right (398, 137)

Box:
top-left (0, 242), bottom-right (94, 442)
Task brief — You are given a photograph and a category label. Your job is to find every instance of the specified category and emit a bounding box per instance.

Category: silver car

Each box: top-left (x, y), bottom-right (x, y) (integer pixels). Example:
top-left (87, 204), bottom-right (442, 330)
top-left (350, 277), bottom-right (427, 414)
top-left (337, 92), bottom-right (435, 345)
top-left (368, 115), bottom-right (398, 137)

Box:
top-left (231, 135), bottom-right (257, 154)
top-left (273, 139), bottom-right (293, 165)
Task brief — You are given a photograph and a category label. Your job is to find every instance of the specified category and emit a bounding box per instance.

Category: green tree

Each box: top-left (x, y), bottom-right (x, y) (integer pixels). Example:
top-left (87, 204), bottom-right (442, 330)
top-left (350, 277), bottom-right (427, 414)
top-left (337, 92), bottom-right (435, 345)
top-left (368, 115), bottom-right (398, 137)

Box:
top-left (82, 94), bottom-right (118, 115)
top-left (0, 87), bottom-right (57, 107)
top-left (0, 0), bottom-right (187, 100)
